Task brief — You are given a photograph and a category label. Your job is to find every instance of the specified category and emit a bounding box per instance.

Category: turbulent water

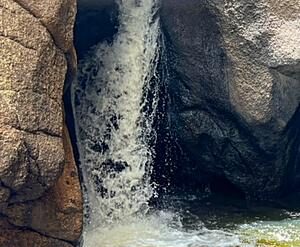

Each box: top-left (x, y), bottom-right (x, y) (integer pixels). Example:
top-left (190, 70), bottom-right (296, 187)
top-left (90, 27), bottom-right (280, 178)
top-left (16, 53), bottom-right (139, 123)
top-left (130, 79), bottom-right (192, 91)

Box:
top-left (73, 0), bottom-right (161, 241)
top-left (72, 0), bottom-right (300, 246)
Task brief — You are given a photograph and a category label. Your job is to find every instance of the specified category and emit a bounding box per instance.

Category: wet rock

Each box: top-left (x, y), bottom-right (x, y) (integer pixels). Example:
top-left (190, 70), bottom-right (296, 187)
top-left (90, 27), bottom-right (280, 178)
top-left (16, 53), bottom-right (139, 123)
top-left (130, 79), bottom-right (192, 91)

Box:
top-left (161, 0), bottom-right (300, 199)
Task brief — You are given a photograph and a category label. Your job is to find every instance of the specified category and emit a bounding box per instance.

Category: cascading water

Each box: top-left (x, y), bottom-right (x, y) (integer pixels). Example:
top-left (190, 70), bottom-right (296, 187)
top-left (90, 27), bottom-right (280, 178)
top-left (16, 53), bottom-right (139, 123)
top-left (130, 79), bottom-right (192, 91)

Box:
top-left (72, 0), bottom-right (162, 244)
top-left (71, 1), bottom-right (299, 246)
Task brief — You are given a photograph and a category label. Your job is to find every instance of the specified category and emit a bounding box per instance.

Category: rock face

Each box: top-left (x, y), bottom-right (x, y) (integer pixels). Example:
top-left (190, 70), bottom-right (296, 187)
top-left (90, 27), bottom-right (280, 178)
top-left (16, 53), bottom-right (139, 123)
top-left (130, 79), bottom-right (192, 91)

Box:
top-left (0, 0), bottom-right (82, 245)
top-left (0, 218), bottom-right (73, 247)
top-left (2, 124), bottom-right (83, 242)
top-left (161, 0), bottom-right (300, 199)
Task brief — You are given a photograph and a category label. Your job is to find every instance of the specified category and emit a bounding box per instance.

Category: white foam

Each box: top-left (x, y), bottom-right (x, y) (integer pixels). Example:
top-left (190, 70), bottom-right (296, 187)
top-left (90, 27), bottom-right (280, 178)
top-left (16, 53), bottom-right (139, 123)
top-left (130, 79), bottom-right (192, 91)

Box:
top-left (72, 0), bottom-right (160, 234)
top-left (82, 211), bottom-right (244, 247)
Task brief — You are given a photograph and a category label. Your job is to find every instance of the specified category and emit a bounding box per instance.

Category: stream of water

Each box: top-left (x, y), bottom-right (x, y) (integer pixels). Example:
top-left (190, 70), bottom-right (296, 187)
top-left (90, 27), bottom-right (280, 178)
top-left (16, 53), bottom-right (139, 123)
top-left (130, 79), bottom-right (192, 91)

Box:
top-left (72, 0), bottom-right (161, 244)
top-left (72, 1), bottom-right (300, 246)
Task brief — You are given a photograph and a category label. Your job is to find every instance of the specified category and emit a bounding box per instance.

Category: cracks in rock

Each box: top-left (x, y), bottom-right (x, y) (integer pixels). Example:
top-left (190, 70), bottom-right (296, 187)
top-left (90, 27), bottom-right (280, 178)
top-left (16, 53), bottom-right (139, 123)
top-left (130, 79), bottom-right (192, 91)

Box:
top-left (1, 2), bottom-right (77, 245)
top-left (0, 179), bottom-right (14, 196)
top-left (227, 140), bottom-right (256, 179)
top-left (270, 61), bottom-right (300, 81)
top-left (12, 0), bottom-right (64, 53)
top-left (0, 144), bottom-right (46, 204)
top-left (2, 202), bottom-right (75, 245)
top-left (3, 123), bottom-right (62, 139)
top-left (0, 211), bottom-right (74, 246)
top-left (179, 101), bottom-right (274, 158)
top-left (26, 128), bottom-right (62, 139)
top-left (176, 102), bottom-right (279, 197)
top-left (0, 34), bottom-right (36, 51)
top-left (0, 84), bottom-right (63, 106)
top-left (23, 142), bottom-right (49, 192)
top-left (23, 225), bottom-right (75, 246)
top-left (1, 124), bottom-right (62, 202)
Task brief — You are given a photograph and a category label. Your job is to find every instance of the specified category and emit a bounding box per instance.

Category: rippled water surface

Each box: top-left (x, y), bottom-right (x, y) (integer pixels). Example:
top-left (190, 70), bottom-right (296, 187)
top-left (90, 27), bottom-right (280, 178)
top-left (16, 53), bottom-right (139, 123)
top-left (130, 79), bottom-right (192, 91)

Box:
top-left (81, 194), bottom-right (300, 247)
top-left (237, 216), bottom-right (300, 246)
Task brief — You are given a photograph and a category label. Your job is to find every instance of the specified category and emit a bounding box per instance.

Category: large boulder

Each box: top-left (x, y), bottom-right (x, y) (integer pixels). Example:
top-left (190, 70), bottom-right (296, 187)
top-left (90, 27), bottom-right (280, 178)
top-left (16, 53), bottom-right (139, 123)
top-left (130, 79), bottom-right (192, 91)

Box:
top-left (2, 124), bottom-right (83, 242)
top-left (161, 0), bottom-right (300, 199)
top-left (0, 0), bottom-right (82, 245)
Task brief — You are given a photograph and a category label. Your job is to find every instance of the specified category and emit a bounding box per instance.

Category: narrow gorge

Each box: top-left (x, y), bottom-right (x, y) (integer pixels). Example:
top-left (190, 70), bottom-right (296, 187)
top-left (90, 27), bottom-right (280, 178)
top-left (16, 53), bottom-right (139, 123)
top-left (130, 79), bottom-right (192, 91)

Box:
top-left (1, 0), bottom-right (300, 246)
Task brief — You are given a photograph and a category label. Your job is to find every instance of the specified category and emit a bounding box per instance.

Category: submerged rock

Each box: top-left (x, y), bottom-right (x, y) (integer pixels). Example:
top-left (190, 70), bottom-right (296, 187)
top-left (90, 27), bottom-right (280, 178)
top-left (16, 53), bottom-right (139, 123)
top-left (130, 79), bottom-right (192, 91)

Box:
top-left (161, 0), bottom-right (300, 199)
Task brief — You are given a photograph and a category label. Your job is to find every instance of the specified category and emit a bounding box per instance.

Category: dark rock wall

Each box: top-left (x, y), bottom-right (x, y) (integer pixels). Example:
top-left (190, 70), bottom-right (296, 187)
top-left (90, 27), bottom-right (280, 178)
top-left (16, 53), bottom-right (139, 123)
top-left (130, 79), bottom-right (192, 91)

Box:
top-left (161, 0), bottom-right (300, 199)
top-left (73, 0), bottom-right (300, 200)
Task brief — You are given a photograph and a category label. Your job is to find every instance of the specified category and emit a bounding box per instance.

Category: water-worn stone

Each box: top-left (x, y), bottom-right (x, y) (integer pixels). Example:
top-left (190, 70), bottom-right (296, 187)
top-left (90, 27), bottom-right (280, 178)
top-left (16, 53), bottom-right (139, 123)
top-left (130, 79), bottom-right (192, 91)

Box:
top-left (0, 0), bottom-right (81, 245)
top-left (161, 0), bottom-right (300, 199)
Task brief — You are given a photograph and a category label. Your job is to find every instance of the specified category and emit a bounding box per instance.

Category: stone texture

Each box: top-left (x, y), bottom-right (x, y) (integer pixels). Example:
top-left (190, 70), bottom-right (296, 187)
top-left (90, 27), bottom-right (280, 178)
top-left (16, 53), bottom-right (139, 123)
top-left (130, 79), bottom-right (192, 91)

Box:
top-left (3, 124), bottom-right (83, 242)
top-left (0, 127), bottom-right (64, 203)
top-left (0, 0), bottom-right (66, 203)
top-left (0, 218), bottom-right (72, 247)
top-left (222, 0), bottom-right (300, 126)
top-left (0, 0), bottom-right (81, 245)
top-left (161, 0), bottom-right (300, 199)
top-left (15, 0), bottom-right (77, 52)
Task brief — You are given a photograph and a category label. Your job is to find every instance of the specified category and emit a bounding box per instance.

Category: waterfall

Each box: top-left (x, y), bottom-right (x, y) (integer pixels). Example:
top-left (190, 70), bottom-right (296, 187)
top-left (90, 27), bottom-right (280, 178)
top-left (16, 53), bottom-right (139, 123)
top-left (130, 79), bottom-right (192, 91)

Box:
top-left (72, 0), bottom-right (160, 236)
top-left (71, 1), bottom-right (260, 247)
